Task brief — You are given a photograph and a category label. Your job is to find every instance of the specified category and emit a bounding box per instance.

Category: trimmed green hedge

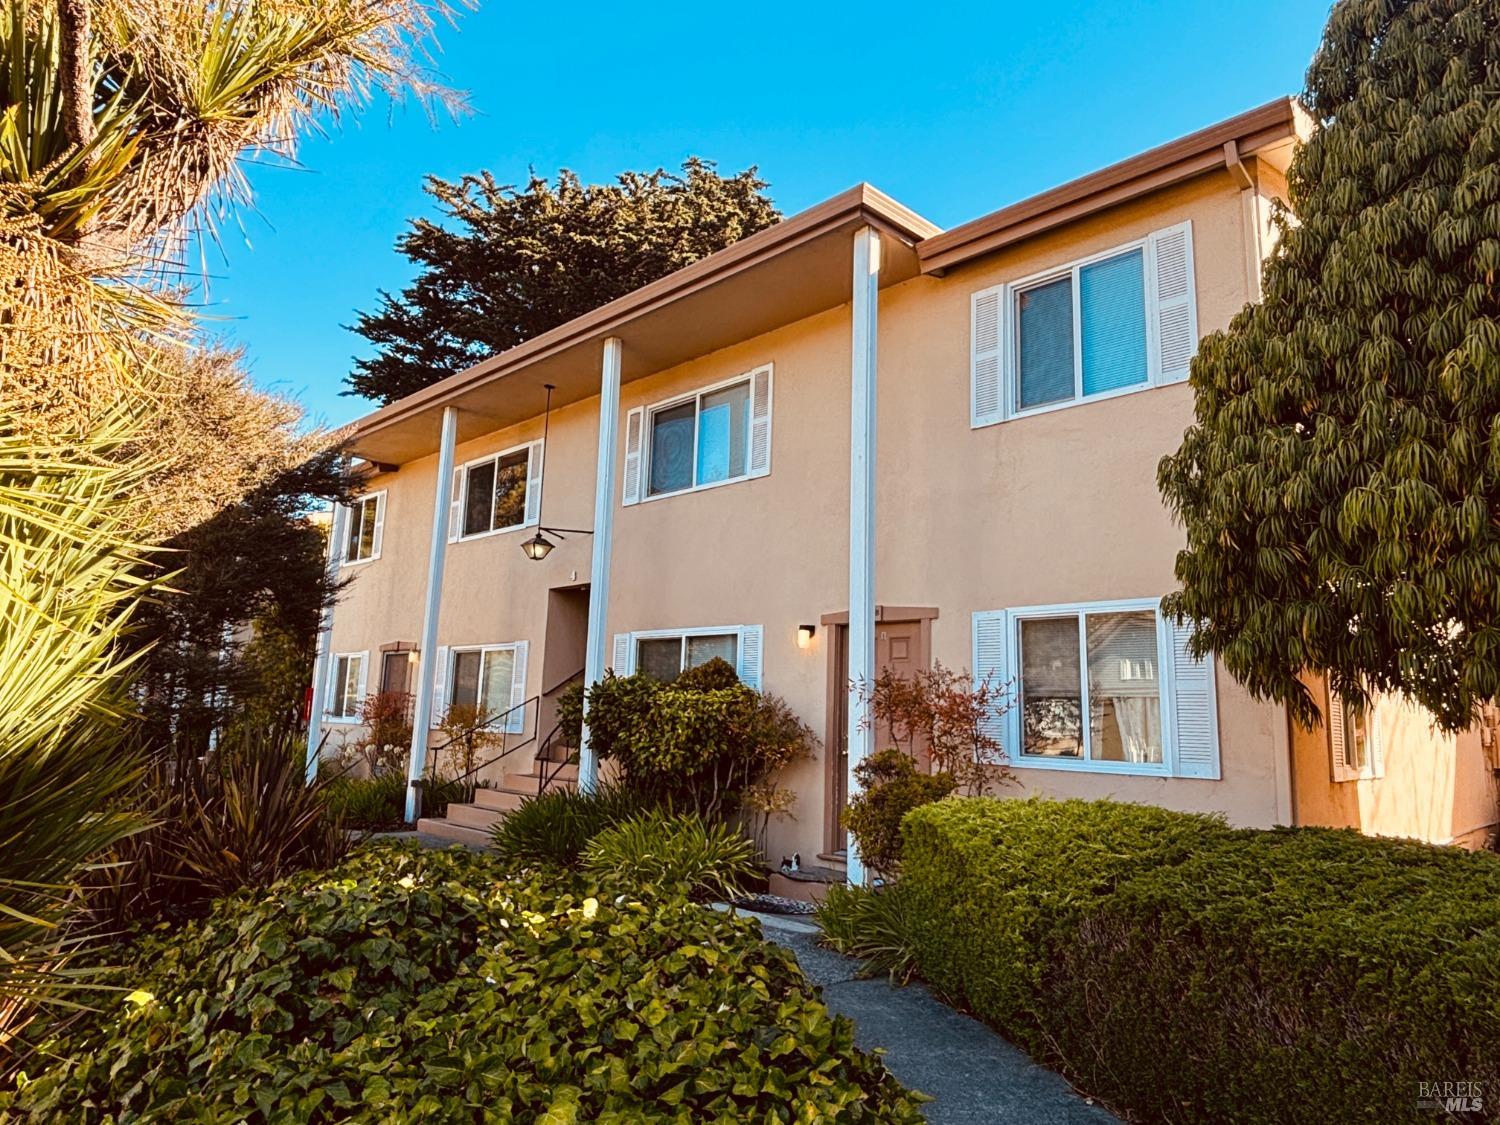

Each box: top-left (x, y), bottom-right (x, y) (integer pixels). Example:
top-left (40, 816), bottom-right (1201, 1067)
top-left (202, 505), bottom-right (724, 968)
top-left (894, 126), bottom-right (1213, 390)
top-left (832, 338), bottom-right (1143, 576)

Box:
top-left (901, 798), bottom-right (1500, 1124)
top-left (10, 842), bottom-right (924, 1122)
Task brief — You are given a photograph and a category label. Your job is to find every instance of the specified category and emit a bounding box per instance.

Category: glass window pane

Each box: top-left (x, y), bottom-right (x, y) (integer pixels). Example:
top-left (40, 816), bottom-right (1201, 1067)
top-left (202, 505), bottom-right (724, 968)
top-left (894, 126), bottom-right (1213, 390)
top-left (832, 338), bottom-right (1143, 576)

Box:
top-left (1086, 611), bottom-right (1162, 763)
top-left (492, 451), bottom-right (528, 530)
top-left (333, 657), bottom-right (350, 716)
top-left (1080, 250), bottom-right (1148, 396)
top-left (696, 382), bottom-right (750, 485)
top-left (381, 651), bottom-right (411, 696)
top-left (356, 497), bottom-right (377, 559)
top-left (1020, 617), bottom-right (1082, 757)
top-left (638, 637), bottom-right (684, 683)
top-left (344, 504), bottom-right (364, 562)
top-left (1017, 277), bottom-right (1075, 409)
top-left (649, 401), bottom-right (696, 495)
top-left (1345, 703), bottom-right (1369, 772)
top-left (450, 650), bottom-right (481, 711)
top-left (464, 461), bottom-right (496, 536)
top-left (480, 649), bottom-right (516, 719)
top-left (686, 633), bottom-right (737, 672)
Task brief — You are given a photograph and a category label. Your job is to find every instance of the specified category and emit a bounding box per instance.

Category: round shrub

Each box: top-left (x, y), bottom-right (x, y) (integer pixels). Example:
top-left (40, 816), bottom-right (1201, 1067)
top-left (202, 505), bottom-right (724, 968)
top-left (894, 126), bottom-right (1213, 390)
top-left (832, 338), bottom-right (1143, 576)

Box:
top-left (842, 749), bottom-right (956, 877)
top-left (7, 843), bottom-right (925, 1122)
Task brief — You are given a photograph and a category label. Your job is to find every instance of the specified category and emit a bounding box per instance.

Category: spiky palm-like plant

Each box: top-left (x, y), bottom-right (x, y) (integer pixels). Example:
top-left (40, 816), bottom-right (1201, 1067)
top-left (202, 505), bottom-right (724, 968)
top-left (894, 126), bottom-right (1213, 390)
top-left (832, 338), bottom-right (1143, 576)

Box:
top-left (0, 407), bottom-right (154, 1066)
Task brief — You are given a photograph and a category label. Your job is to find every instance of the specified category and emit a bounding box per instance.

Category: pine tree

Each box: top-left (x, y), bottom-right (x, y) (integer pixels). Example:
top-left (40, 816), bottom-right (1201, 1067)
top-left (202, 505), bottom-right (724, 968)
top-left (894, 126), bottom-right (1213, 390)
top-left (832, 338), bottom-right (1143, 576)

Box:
top-left (1159, 0), bottom-right (1500, 731)
top-left (346, 159), bottom-right (781, 403)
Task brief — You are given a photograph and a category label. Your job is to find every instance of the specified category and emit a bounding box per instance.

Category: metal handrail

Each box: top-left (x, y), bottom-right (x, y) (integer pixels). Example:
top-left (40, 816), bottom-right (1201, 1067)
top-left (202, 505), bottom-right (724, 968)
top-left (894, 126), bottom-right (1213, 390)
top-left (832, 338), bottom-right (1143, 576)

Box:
top-left (535, 719), bottom-right (580, 797)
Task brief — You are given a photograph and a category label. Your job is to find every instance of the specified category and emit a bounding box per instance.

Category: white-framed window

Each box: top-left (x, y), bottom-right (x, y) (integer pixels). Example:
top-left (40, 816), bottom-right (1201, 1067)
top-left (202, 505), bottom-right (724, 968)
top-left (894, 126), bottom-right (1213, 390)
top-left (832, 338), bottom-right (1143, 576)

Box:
top-left (1329, 689), bottom-right (1384, 782)
top-left (972, 597), bottom-right (1220, 779)
top-left (326, 651), bottom-right (369, 723)
top-left (971, 222), bottom-right (1198, 427)
top-left (426, 641), bottom-right (529, 734)
top-left (621, 365), bottom-right (773, 505)
top-left (342, 491), bottom-right (385, 565)
top-left (447, 440), bottom-right (543, 542)
top-left (611, 625), bottom-right (764, 689)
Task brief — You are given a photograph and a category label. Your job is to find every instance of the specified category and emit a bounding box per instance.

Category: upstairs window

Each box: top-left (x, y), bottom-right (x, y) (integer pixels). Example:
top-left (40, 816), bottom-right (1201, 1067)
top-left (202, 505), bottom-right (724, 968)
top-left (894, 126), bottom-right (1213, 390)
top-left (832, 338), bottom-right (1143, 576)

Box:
top-left (972, 223), bottom-right (1198, 427)
top-left (621, 366), bottom-right (773, 505)
top-left (448, 441), bottom-right (543, 542)
top-left (343, 492), bottom-right (384, 564)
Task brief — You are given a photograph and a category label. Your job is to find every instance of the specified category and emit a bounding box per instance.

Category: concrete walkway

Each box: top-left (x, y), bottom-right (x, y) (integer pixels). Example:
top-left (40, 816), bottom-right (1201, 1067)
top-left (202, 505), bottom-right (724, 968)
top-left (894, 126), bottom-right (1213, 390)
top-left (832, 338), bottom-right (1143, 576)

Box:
top-left (752, 912), bottom-right (1118, 1125)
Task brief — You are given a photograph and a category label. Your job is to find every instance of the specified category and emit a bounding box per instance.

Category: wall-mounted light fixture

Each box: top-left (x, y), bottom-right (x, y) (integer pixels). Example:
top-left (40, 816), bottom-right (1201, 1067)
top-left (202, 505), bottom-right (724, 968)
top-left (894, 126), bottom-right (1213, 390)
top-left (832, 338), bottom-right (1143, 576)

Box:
top-left (522, 383), bottom-right (592, 561)
top-left (796, 624), bottom-right (817, 649)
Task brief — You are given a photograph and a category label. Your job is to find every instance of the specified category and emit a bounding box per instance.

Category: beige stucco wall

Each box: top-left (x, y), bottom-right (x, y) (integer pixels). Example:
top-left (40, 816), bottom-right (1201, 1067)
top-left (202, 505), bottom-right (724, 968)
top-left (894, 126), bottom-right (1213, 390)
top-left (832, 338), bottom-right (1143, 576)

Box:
top-left (1291, 676), bottom-right (1499, 848)
top-left (323, 165), bottom-right (1303, 857)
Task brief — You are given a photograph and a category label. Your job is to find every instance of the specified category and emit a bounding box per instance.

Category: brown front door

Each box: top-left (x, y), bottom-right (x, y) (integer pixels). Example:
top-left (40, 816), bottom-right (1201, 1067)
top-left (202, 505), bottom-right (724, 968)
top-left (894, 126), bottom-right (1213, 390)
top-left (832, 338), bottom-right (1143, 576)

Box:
top-left (827, 616), bottom-right (929, 856)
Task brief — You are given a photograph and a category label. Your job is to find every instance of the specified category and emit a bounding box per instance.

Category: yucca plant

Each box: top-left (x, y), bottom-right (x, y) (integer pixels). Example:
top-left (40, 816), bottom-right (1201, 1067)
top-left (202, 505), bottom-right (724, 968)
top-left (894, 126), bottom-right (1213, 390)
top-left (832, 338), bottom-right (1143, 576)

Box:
top-left (0, 406), bottom-right (155, 1070)
top-left (582, 811), bottom-right (758, 902)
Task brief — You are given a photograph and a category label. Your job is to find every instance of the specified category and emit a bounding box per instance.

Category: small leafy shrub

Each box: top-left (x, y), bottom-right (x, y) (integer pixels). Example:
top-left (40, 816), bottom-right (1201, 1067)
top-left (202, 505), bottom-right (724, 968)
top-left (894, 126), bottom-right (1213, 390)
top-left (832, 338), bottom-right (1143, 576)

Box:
top-left (489, 783), bottom-right (647, 867)
top-left (585, 662), bottom-right (816, 819)
top-left (843, 749), bottom-right (956, 877)
top-left (856, 663), bottom-right (1013, 795)
top-left (554, 678), bottom-right (584, 747)
top-left (344, 690), bottom-right (413, 777)
top-left (583, 811), bottom-right (757, 901)
top-left (323, 771), bottom-right (405, 828)
top-left (9, 843), bottom-right (926, 1121)
top-left (901, 798), bottom-right (1500, 1124)
top-left (815, 883), bottom-right (921, 984)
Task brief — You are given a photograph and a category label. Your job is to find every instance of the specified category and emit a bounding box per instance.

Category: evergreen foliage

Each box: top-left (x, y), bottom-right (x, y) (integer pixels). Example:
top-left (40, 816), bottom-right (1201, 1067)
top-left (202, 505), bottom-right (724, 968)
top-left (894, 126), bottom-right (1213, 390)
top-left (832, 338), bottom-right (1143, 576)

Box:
top-left (1159, 0), bottom-right (1500, 729)
top-left (347, 160), bottom-right (781, 403)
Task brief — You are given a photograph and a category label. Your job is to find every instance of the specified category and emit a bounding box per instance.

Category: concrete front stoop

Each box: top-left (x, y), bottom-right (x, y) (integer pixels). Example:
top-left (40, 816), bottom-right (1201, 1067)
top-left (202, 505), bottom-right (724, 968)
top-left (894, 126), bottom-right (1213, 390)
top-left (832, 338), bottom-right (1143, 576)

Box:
top-left (414, 762), bottom-right (577, 846)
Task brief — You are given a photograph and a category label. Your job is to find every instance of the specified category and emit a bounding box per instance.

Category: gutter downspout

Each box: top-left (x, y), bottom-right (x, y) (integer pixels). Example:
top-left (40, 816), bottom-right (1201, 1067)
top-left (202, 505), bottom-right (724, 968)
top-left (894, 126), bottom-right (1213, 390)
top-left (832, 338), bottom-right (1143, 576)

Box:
top-left (1223, 140), bottom-right (1265, 304)
top-left (405, 405), bottom-right (458, 822)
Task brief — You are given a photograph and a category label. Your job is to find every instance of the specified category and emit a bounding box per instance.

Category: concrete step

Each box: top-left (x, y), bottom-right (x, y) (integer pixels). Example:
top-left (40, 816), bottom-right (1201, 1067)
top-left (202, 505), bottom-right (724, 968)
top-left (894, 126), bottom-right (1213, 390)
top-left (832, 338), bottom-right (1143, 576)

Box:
top-left (537, 762), bottom-right (579, 781)
top-left (472, 787), bottom-right (529, 813)
top-left (415, 817), bottom-right (493, 847)
top-left (443, 802), bottom-right (504, 831)
top-left (497, 771), bottom-right (577, 794)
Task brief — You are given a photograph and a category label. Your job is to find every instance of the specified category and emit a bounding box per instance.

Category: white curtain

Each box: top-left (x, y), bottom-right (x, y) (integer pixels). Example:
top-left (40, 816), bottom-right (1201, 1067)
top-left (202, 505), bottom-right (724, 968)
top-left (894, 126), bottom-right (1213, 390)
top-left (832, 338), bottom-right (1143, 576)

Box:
top-left (1110, 696), bottom-right (1160, 763)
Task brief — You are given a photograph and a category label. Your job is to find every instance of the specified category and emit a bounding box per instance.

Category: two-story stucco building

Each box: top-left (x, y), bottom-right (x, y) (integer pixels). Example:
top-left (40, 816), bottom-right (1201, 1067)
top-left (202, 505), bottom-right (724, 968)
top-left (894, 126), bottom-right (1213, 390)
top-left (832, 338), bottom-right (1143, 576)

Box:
top-left (310, 98), bottom-right (1499, 878)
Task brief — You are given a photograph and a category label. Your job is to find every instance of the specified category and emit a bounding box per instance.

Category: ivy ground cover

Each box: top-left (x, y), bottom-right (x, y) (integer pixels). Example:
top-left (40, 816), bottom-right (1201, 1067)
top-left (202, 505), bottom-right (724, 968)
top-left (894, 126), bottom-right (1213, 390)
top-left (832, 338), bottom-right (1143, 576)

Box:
top-left (8, 842), bottom-right (923, 1123)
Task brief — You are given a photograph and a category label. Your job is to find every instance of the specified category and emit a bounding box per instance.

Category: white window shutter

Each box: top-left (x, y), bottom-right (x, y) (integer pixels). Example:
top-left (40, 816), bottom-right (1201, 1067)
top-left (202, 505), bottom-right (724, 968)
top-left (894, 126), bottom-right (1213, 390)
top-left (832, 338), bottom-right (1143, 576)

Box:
top-left (1148, 222), bottom-right (1198, 385)
top-left (370, 496), bottom-right (385, 559)
top-left (972, 611), bottom-right (1012, 755)
top-left (324, 655), bottom-right (340, 719)
top-left (507, 641), bottom-right (529, 734)
top-left (1165, 612), bottom-right (1220, 779)
top-left (1327, 688), bottom-right (1349, 781)
top-left (612, 633), bottom-right (632, 675)
top-left (737, 626), bottom-right (764, 690)
top-left (337, 504), bottom-right (353, 563)
top-left (430, 645), bottom-right (449, 728)
top-left (748, 366), bottom-right (773, 478)
top-left (971, 287), bottom-right (1004, 427)
top-left (524, 442), bottom-right (544, 527)
top-left (447, 467), bottom-right (463, 542)
top-left (622, 408), bottom-right (645, 506)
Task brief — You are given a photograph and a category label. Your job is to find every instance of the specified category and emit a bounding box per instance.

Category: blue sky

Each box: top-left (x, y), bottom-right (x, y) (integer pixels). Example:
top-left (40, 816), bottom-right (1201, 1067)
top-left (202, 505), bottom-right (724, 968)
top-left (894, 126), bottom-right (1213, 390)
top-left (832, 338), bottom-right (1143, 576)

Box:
top-left (208, 0), bottom-right (1330, 428)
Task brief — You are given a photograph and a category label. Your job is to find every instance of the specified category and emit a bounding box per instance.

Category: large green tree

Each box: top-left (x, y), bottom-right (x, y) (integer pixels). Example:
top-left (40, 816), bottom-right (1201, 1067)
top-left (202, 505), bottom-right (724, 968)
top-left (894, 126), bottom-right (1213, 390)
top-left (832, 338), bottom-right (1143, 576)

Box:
top-left (1158, 0), bottom-right (1500, 731)
top-left (346, 159), bottom-right (781, 403)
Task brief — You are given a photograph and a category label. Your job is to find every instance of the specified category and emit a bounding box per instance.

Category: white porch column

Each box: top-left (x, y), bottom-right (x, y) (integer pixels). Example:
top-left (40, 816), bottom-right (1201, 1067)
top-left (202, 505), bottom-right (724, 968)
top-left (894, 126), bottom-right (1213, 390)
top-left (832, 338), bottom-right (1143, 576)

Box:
top-left (846, 226), bottom-right (881, 887)
top-left (305, 499), bottom-right (349, 782)
top-left (406, 405), bottom-right (459, 821)
top-left (578, 336), bottom-right (623, 793)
